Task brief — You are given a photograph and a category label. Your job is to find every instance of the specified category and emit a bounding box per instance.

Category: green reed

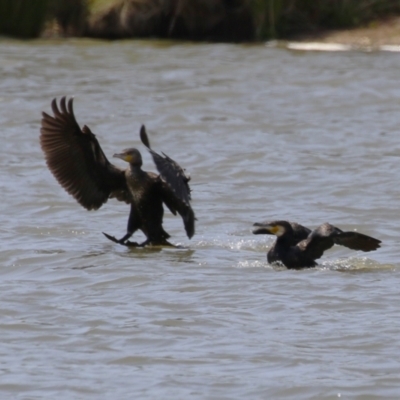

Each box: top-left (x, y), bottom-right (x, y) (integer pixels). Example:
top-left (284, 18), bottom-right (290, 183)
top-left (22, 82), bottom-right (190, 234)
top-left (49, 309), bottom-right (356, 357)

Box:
top-left (0, 0), bottom-right (49, 37)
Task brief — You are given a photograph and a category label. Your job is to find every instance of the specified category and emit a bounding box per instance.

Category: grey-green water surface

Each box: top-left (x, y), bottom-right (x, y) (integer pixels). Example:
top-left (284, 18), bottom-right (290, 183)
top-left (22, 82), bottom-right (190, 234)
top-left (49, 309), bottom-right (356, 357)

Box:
top-left (1, 38), bottom-right (400, 399)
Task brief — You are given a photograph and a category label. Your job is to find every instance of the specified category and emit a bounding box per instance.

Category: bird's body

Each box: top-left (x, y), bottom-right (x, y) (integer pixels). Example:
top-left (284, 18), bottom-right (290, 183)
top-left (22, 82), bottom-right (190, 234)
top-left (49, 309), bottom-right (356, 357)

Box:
top-left (40, 97), bottom-right (195, 246)
top-left (121, 166), bottom-right (170, 245)
top-left (253, 220), bottom-right (381, 269)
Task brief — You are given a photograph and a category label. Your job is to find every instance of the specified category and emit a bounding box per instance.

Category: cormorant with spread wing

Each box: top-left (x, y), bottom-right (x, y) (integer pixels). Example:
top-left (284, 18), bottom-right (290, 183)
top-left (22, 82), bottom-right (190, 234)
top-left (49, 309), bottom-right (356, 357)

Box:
top-left (253, 220), bottom-right (381, 269)
top-left (40, 97), bottom-right (195, 246)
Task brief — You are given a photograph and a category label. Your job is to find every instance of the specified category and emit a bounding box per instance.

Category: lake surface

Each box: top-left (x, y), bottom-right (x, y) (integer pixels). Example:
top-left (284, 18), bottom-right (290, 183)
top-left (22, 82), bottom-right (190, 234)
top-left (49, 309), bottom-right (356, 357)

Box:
top-left (1, 38), bottom-right (400, 399)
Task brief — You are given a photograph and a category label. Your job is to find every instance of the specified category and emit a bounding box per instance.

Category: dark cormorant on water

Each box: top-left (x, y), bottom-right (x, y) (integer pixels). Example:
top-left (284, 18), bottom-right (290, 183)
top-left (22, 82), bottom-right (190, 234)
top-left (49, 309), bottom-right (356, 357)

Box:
top-left (253, 220), bottom-right (381, 269)
top-left (40, 97), bottom-right (195, 246)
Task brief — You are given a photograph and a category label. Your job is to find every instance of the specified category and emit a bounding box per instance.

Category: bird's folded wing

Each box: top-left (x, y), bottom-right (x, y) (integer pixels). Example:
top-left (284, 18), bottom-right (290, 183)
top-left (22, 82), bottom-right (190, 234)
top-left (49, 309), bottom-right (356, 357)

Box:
top-left (159, 179), bottom-right (195, 239)
top-left (298, 223), bottom-right (339, 260)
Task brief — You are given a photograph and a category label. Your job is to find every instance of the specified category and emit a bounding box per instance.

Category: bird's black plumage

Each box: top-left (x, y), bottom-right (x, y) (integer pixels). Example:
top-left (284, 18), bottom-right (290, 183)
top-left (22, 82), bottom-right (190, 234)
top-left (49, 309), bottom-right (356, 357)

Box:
top-left (140, 125), bottom-right (192, 204)
top-left (253, 220), bottom-right (381, 269)
top-left (40, 97), bottom-right (195, 246)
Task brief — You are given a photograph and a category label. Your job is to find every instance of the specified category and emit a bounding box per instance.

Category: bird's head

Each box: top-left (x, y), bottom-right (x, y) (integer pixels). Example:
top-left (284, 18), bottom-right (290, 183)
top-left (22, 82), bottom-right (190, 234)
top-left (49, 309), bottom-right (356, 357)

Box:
top-left (113, 148), bottom-right (143, 167)
top-left (252, 220), bottom-right (292, 237)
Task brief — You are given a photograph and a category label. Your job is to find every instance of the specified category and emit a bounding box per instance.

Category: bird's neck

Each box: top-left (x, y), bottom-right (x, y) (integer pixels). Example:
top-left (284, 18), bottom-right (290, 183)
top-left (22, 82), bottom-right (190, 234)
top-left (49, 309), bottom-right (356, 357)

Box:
top-left (276, 233), bottom-right (294, 247)
top-left (129, 164), bottom-right (143, 174)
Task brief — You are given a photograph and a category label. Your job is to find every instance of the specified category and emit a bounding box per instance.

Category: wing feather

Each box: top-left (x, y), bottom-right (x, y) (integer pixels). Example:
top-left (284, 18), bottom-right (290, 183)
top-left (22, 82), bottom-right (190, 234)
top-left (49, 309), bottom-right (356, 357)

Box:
top-left (299, 223), bottom-right (381, 261)
top-left (140, 125), bottom-right (192, 204)
top-left (298, 223), bottom-right (338, 261)
top-left (40, 97), bottom-right (131, 210)
top-left (159, 179), bottom-right (195, 239)
top-left (333, 231), bottom-right (381, 251)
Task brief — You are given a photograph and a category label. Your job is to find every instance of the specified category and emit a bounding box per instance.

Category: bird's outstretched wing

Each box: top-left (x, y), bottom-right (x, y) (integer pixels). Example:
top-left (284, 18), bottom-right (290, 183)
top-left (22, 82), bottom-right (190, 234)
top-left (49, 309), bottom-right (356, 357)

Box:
top-left (299, 223), bottom-right (381, 261)
top-left (40, 97), bottom-right (131, 210)
top-left (333, 231), bottom-right (381, 252)
top-left (140, 125), bottom-right (192, 204)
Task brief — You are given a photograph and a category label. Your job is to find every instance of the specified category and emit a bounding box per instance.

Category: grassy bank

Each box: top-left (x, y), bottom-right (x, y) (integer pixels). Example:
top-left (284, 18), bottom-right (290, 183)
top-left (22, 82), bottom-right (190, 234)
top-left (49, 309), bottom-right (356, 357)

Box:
top-left (1, 0), bottom-right (400, 41)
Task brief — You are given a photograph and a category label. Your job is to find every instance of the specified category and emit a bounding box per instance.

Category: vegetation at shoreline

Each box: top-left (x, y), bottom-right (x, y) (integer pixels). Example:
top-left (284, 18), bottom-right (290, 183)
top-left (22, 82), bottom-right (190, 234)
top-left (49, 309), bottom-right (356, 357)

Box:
top-left (0, 0), bottom-right (49, 38)
top-left (1, 0), bottom-right (400, 41)
top-left (252, 0), bottom-right (400, 40)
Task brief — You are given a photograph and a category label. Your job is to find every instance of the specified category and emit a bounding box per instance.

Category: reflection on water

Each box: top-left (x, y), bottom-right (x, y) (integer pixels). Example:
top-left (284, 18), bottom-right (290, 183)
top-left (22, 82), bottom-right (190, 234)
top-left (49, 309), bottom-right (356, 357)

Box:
top-left (0, 38), bottom-right (400, 399)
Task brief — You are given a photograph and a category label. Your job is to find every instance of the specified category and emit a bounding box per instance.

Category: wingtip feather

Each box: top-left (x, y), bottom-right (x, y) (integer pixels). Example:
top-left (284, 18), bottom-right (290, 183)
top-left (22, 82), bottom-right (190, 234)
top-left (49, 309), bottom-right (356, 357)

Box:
top-left (140, 125), bottom-right (151, 149)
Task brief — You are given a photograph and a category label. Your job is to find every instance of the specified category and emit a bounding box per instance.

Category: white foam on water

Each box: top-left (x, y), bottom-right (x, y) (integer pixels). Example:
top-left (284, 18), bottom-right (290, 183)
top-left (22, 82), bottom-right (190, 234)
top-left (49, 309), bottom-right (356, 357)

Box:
top-left (287, 42), bottom-right (352, 52)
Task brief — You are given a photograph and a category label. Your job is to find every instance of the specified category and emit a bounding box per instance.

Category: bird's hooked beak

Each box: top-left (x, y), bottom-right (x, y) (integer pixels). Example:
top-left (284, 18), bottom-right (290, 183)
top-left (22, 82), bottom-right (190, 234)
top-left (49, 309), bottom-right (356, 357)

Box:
top-left (113, 152), bottom-right (131, 163)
